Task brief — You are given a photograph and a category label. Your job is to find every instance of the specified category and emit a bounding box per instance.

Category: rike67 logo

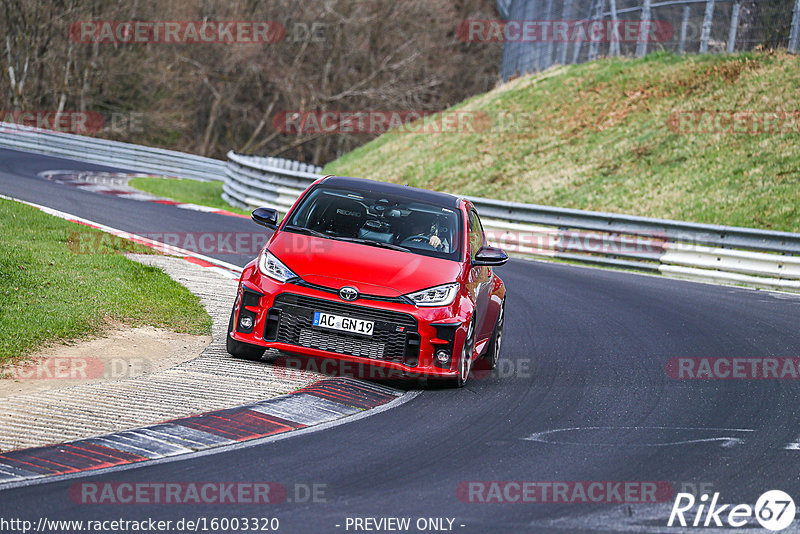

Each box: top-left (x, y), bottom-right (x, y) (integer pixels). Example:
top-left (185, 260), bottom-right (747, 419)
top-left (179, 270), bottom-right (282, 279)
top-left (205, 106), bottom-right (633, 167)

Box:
top-left (668, 490), bottom-right (796, 531)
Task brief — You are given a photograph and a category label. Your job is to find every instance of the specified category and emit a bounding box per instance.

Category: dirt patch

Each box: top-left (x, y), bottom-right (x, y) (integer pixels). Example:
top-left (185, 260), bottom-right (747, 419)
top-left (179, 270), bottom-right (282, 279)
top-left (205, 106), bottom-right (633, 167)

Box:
top-left (0, 326), bottom-right (211, 399)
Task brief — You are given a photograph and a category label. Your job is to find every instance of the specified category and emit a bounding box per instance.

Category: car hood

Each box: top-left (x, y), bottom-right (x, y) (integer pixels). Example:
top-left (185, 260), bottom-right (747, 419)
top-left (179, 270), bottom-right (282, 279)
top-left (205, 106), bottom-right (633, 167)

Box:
top-left (269, 231), bottom-right (462, 297)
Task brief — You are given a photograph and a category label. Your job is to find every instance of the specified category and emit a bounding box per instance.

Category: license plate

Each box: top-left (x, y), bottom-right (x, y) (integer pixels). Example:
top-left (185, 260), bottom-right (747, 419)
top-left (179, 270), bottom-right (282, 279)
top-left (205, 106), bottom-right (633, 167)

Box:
top-left (313, 311), bottom-right (374, 336)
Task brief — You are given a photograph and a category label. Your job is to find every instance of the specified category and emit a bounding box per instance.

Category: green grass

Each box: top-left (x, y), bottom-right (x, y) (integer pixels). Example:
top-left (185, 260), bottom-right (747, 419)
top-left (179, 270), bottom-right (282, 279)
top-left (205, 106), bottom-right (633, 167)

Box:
top-left (129, 177), bottom-right (250, 216)
top-left (0, 199), bottom-right (212, 364)
top-left (324, 51), bottom-right (800, 233)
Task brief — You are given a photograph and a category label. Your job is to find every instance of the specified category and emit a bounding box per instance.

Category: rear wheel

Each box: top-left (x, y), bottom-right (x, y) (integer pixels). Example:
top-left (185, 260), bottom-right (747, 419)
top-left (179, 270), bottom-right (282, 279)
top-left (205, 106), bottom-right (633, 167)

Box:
top-left (483, 299), bottom-right (505, 370)
top-left (226, 306), bottom-right (265, 361)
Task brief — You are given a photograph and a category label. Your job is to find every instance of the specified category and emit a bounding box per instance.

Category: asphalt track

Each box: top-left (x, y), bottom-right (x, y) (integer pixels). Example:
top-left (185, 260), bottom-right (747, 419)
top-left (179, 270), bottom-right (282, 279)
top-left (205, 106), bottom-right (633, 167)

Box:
top-left (1, 148), bottom-right (800, 533)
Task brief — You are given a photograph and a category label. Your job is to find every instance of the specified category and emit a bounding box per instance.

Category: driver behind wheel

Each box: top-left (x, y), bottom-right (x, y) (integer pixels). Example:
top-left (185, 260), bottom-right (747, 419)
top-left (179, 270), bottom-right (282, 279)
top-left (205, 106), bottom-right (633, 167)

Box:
top-left (400, 213), bottom-right (450, 252)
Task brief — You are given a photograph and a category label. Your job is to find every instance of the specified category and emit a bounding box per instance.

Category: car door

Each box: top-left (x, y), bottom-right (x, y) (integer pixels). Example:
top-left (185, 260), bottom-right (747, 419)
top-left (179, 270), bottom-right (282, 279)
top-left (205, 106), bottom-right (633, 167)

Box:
top-left (467, 209), bottom-right (494, 345)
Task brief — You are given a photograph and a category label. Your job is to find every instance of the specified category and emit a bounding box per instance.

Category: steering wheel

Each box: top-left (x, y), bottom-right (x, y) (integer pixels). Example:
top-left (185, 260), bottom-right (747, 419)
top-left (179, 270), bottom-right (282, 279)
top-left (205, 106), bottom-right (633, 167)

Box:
top-left (402, 234), bottom-right (431, 244)
top-left (400, 234), bottom-right (441, 250)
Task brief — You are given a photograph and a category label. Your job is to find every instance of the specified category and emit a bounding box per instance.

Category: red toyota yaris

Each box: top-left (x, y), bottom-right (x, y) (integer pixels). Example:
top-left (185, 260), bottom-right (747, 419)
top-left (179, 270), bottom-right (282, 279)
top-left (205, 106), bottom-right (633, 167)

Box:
top-left (227, 175), bottom-right (507, 386)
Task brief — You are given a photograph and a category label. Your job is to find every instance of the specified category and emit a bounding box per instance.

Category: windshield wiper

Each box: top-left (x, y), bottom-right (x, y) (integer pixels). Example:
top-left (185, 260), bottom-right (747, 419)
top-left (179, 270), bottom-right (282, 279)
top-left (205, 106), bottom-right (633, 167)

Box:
top-left (282, 225), bottom-right (329, 239)
top-left (334, 236), bottom-right (410, 253)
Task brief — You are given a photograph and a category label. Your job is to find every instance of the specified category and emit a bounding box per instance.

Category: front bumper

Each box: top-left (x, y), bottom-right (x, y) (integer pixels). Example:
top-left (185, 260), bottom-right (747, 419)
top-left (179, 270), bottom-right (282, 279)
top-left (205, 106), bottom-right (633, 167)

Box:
top-left (230, 266), bottom-right (467, 380)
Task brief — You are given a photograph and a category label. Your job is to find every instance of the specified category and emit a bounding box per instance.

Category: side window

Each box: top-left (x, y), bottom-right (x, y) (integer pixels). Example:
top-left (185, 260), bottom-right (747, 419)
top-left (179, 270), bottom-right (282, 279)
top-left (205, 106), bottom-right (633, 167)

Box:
top-left (468, 210), bottom-right (485, 260)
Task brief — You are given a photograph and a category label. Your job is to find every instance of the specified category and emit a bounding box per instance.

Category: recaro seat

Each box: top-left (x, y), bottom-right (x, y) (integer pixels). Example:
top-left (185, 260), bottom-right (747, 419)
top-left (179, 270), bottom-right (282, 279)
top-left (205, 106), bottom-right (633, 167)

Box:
top-left (312, 194), bottom-right (366, 238)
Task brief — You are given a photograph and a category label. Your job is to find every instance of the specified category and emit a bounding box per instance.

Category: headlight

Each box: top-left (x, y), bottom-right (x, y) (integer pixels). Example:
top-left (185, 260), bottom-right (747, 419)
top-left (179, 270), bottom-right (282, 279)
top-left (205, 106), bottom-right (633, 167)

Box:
top-left (259, 250), bottom-right (298, 282)
top-left (405, 283), bottom-right (459, 307)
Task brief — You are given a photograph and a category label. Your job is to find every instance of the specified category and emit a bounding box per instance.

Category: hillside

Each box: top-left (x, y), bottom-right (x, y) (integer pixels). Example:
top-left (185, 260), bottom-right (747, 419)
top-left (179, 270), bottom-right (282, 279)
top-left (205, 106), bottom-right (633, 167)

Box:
top-left (324, 51), bottom-right (799, 232)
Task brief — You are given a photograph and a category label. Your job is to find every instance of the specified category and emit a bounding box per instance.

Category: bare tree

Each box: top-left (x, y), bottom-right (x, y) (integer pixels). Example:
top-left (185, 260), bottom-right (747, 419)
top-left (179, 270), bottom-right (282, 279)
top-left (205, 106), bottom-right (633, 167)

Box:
top-left (0, 0), bottom-right (501, 164)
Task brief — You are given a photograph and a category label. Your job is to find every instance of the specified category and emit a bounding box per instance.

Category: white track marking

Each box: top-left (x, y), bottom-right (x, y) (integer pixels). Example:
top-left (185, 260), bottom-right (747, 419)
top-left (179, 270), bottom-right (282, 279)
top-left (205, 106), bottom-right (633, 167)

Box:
top-left (524, 426), bottom-right (755, 448)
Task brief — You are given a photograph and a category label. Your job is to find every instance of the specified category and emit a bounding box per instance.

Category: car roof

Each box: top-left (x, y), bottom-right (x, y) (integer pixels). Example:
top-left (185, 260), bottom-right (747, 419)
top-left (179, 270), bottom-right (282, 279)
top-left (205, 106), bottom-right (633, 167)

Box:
top-left (320, 175), bottom-right (463, 209)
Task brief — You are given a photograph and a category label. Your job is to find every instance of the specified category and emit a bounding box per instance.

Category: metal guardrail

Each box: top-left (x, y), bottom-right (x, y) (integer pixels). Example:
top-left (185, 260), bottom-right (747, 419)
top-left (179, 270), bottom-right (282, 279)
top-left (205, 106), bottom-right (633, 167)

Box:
top-left (223, 151), bottom-right (322, 213)
top-left (0, 122), bottom-right (225, 182)
top-left (224, 152), bottom-right (800, 291)
top-left (0, 123), bottom-right (796, 291)
top-left (468, 196), bottom-right (800, 255)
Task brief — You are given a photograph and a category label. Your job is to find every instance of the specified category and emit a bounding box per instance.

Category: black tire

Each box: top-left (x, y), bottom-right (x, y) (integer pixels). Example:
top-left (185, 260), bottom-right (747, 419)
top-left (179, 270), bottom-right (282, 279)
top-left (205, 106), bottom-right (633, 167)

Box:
top-left (226, 306), bottom-right (265, 361)
top-left (483, 299), bottom-right (505, 370)
top-left (452, 319), bottom-right (475, 388)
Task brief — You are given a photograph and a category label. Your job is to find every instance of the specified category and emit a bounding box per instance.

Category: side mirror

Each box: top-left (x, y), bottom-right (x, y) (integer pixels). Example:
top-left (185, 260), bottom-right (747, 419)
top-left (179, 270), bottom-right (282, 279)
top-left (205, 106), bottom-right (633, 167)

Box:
top-left (251, 207), bottom-right (279, 230)
top-left (472, 246), bottom-right (508, 267)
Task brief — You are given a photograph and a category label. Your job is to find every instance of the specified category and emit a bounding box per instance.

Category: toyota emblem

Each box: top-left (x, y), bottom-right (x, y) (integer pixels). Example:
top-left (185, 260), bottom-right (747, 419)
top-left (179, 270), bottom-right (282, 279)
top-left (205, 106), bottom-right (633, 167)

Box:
top-left (339, 286), bottom-right (359, 301)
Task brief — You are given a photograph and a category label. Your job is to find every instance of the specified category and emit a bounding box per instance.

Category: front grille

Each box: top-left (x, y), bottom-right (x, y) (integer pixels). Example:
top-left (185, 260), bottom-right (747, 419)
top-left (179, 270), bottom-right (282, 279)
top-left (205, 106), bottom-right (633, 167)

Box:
top-left (299, 329), bottom-right (385, 359)
top-left (269, 294), bottom-right (418, 363)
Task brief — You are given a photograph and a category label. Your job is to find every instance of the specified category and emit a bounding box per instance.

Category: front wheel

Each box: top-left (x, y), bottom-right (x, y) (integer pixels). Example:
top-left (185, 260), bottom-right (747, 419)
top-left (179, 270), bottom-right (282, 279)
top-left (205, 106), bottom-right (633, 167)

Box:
top-left (226, 306), bottom-right (265, 361)
top-left (452, 319), bottom-right (475, 388)
top-left (483, 299), bottom-right (505, 370)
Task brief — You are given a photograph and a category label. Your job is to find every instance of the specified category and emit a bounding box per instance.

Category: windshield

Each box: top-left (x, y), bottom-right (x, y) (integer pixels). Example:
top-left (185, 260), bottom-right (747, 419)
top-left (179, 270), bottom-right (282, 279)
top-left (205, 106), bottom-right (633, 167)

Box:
top-left (283, 185), bottom-right (462, 261)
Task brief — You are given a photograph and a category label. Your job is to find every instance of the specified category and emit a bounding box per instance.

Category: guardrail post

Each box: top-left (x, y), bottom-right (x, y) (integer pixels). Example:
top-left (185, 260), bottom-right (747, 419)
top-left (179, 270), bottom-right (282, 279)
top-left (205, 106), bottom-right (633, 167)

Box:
top-left (588, 0), bottom-right (606, 61)
top-left (544, 0), bottom-right (555, 69)
top-left (635, 0), bottom-right (652, 58)
top-left (727, 2), bottom-right (740, 53)
top-left (789, 0), bottom-right (800, 53)
top-left (609, 0), bottom-right (620, 56)
top-left (557, 0), bottom-right (574, 64)
top-left (699, 0), bottom-right (716, 53)
top-left (572, 36), bottom-right (583, 63)
top-left (678, 6), bottom-right (690, 54)
top-left (572, 24), bottom-right (584, 63)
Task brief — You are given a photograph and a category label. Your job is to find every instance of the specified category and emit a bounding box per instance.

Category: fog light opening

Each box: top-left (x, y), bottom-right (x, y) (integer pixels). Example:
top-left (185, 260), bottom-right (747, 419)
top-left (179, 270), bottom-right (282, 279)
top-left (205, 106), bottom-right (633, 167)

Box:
top-left (239, 316), bottom-right (254, 330)
top-left (436, 350), bottom-right (450, 365)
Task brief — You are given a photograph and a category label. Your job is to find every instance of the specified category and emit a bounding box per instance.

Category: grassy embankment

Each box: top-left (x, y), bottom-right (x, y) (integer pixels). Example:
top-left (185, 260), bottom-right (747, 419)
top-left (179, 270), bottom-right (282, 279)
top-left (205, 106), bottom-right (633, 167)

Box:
top-left (324, 51), bottom-right (799, 232)
top-left (0, 199), bottom-right (212, 364)
top-left (130, 51), bottom-right (798, 232)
